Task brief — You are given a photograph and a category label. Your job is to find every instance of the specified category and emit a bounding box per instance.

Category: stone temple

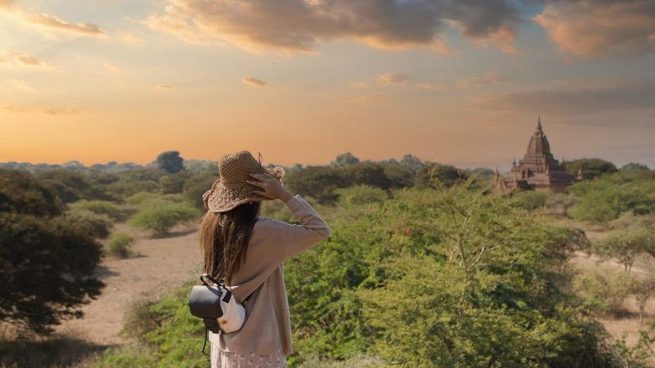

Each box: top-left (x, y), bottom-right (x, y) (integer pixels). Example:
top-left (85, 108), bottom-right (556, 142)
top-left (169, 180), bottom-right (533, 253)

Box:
top-left (493, 117), bottom-right (576, 193)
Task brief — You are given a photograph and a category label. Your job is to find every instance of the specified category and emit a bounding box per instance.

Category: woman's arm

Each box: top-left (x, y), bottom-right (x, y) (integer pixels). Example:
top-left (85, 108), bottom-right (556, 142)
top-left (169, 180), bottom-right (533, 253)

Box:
top-left (247, 172), bottom-right (331, 258)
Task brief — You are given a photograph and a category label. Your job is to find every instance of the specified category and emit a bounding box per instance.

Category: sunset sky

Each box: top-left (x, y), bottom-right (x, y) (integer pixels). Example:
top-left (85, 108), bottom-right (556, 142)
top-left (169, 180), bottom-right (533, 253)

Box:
top-left (1, 0), bottom-right (654, 169)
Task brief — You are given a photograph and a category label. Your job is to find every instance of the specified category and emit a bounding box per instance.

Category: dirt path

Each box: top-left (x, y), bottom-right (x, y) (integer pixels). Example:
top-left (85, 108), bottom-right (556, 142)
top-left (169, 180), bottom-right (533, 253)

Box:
top-left (55, 223), bottom-right (202, 346)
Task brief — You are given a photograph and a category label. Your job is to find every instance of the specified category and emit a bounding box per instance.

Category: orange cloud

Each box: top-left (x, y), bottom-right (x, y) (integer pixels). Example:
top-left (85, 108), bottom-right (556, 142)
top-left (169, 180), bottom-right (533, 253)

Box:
top-left (1, 1), bottom-right (104, 37)
top-left (535, 1), bottom-right (655, 57)
top-left (376, 73), bottom-right (410, 86)
top-left (242, 76), bottom-right (270, 87)
top-left (15, 54), bottom-right (43, 66)
top-left (24, 12), bottom-right (102, 35)
top-left (145, 0), bottom-right (519, 53)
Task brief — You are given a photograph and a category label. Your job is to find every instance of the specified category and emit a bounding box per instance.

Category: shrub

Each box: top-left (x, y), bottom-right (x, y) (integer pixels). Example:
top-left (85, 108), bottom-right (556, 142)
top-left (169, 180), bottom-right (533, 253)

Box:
top-left (507, 190), bottom-right (550, 210)
top-left (69, 199), bottom-right (132, 221)
top-left (65, 209), bottom-right (113, 239)
top-left (129, 200), bottom-right (200, 236)
top-left (105, 233), bottom-right (135, 258)
top-left (334, 185), bottom-right (389, 207)
top-left (573, 269), bottom-right (634, 316)
top-left (0, 213), bottom-right (104, 334)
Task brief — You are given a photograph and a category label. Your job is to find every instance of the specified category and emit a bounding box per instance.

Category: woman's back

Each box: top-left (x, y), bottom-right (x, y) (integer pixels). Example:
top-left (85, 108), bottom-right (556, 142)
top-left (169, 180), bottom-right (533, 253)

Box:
top-left (209, 194), bottom-right (331, 358)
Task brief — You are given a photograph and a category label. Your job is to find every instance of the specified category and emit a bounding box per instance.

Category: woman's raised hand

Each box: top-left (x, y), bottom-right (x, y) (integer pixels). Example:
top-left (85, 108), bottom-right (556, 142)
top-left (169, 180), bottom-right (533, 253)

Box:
top-left (246, 172), bottom-right (294, 202)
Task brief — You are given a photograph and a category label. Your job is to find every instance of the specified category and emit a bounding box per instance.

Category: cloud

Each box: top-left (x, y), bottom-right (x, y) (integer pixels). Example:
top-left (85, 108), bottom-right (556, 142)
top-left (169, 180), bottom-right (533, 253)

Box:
top-left (1, 105), bottom-right (81, 115)
top-left (157, 84), bottom-right (174, 90)
top-left (0, 1), bottom-right (104, 37)
top-left (24, 13), bottom-right (103, 35)
top-left (144, 0), bottom-right (519, 53)
top-left (417, 82), bottom-right (442, 91)
top-left (472, 79), bottom-right (655, 114)
top-left (15, 54), bottom-right (43, 66)
top-left (376, 73), bottom-right (410, 85)
top-left (242, 76), bottom-right (270, 87)
top-left (535, 0), bottom-right (655, 57)
top-left (458, 72), bottom-right (507, 88)
top-left (349, 82), bottom-right (369, 89)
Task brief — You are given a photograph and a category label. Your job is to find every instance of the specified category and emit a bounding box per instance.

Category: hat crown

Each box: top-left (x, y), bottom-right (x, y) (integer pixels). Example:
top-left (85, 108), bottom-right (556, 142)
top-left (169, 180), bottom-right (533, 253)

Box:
top-left (218, 151), bottom-right (263, 184)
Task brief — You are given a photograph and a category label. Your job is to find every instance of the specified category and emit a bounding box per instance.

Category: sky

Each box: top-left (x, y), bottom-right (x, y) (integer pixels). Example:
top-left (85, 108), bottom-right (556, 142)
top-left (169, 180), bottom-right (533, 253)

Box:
top-left (1, 0), bottom-right (654, 170)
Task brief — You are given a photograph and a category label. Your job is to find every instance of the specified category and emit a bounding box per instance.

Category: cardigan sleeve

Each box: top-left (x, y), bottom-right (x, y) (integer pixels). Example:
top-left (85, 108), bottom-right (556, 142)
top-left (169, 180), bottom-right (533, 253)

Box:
top-left (276, 194), bottom-right (331, 259)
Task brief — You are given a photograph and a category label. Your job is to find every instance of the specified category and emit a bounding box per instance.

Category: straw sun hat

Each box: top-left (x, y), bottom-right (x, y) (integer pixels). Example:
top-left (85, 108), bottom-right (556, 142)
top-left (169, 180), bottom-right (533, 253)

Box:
top-left (203, 150), bottom-right (285, 213)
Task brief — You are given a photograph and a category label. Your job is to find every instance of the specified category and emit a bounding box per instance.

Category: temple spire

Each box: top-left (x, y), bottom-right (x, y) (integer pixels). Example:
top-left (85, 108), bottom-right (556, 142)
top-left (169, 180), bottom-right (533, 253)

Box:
top-left (537, 116), bottom-right (543, 133)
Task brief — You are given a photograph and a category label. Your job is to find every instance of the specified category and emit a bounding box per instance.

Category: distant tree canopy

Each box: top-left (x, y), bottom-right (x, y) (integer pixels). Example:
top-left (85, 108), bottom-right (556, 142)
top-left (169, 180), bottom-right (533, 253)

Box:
top-left (563, 158), bottom-right (618, 180)
top-left (331, 152), bottom-right (360, 166)
top-left (154, 151), bottom-right (184, 174)
top-left (0, 169), bottom-right (63, 216)
top-left (415, 162), bottom-right (468, 188)
top-left (0, 169), bottom-right (104, 334)
top-left (621, 162), bottom-right (650, 171)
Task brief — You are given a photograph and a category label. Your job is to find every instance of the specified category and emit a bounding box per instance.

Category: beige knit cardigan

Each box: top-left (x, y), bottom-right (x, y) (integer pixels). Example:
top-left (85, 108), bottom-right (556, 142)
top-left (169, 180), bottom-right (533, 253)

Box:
top-left (208, 194), bottom-right (332, 356)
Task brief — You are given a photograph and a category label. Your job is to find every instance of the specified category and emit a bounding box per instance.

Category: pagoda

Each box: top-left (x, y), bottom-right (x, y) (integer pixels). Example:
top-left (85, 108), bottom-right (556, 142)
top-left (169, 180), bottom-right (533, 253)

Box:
top-left (493, 117), bottom-right (574, 192)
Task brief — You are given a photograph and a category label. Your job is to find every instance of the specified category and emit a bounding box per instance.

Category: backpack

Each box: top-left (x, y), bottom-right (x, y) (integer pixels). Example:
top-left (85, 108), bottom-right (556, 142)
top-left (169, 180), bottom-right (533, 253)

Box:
top-left (188, 273), bottom-right (246, 354)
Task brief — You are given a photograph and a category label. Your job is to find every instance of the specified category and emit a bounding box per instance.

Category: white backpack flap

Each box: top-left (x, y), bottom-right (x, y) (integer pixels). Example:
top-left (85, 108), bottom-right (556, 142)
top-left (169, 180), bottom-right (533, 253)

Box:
top-left (190, 274), bottom-right (246, 334)
top-left (217, 285), bottom-right (246, 333)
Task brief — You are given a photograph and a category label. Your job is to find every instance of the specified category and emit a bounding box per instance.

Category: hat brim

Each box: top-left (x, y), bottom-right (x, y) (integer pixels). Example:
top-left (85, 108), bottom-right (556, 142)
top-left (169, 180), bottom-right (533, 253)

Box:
top-left (205, 166), bottom-right (285, 213)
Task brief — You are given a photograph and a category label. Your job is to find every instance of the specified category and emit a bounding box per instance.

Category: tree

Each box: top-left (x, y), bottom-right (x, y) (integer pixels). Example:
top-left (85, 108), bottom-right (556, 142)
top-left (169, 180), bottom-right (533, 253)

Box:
top-left (621, 162), bottom-right (650, 171)
top-left (415, 163), bottom-right (467, 188)
top-left (0, 169), bottom-right (63, 216)
top-left (0, 169), bottom-right (104, 334)
top-left (154, 151), bottom-right (184, 174)
top-left (631, 272), bottom-right (655, 324)
top-left (592, 228), bottom-right (655, 272)
top-left (331, 152), bottom-right (360, 166)
top-left (563, 158), bottom-right (617, 180)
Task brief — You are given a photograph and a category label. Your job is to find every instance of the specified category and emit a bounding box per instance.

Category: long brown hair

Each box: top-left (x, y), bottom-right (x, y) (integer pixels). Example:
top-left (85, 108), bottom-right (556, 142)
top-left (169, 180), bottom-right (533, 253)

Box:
top-left (200, 201), bottom-right (261, 284)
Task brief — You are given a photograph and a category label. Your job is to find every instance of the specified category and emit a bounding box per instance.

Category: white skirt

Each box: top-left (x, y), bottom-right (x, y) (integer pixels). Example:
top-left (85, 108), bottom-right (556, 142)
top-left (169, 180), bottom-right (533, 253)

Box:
top-left (210, 343), bottom-right (287, 368)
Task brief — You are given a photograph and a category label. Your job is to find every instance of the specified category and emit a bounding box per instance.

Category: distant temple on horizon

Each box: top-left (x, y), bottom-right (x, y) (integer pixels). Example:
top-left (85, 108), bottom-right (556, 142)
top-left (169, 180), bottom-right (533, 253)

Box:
top-left (493, 117), bottom-right (577, 193)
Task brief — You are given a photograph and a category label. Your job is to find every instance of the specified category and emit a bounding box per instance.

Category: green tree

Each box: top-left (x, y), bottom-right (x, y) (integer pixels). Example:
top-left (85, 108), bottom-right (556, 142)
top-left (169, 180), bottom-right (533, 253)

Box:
top-left (154, 151), bottom-right (184, 174)
top-left (564, 158), bottom-right (617, 180)
top-left (415, 163), bottom-right (467, 188)
top-left (630, 272), bottom-right (655, 324)
top-left (0, 169), bottom-right (63, 216)
top-left (592, 228), bottom-right (655, 272)
top-left (331, 152), bottom-right (360, 166)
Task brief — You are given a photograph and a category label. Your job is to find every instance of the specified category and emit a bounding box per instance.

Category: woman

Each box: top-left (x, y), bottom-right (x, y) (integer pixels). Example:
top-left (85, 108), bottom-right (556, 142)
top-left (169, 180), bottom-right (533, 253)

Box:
top-left (199, 150), bottom-right (332, 368)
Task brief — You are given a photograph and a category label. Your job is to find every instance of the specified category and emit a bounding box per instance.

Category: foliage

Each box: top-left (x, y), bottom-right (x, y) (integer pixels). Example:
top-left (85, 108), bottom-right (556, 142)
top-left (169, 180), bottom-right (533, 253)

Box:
top-left (129, 198), bottom-right (200, 236)
top-left (415, 163), bottom-right (467, 188)
top-left (334, 185), bottom-right (389, 207)
top-left (331, 152), bottom-right (360, 166)
top-left (69, 199), bottom-right (132, 222)
top-left (507, 190), bottom-right (551, 210)
top-left (183, 170), bottom-right (217, 210)
top-left (573, 269), bottom-right (633, 316)
top-left (285, 186), bottom-right (615, 367)
top-left (154, 151), bottom-right (185, 174)
top-left (159, 171), bottom-right (191, 194)
top-left (592, 227), bottom-right (655, 272)
top-left (544, 192), bottom-right (577, 217)
top-left (105, 233), bottom-right (135, 259)
top-left (0, 213), bottom-right (104, 334)
top-left (0, 168), bottom-right (63, 216)
top-left (90, 283), bottom-right (208, 368)
top-left (0, 169), bottom-right (105, 334)
top-left (34, 169), bottom-right (114, 203)
top-left (630, 271), bottom-right (655, 324)
top-left (569, 169), bottom-right (655, 223)
top-left (64, 208), bottom-right (113, 239)
top-left (563, 158), bottom-right (618, 180)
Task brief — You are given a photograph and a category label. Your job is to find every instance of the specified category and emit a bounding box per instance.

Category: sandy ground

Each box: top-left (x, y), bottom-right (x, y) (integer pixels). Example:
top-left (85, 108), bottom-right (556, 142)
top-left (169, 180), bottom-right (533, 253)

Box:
top-left (54, 222), bottom-right (202, 346)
